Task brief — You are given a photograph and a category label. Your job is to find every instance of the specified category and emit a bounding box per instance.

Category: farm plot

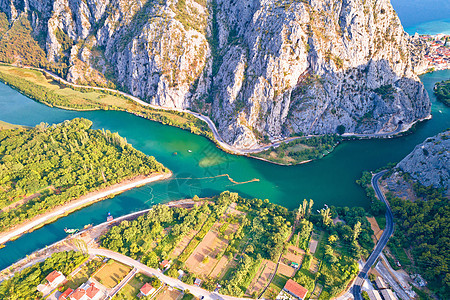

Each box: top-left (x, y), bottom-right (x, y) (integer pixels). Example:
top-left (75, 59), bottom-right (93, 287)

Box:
top-left (284, 245), bottom-right (305, 265)
top-left (277, 263), bottom-right (296, 277)
top-left (170, 229), bottom-right (198, 258)
top-left (309, 257), bottom-right (320, 274)
top-left (93, 260), bottom-right (132, 289)
top-left (154, 286), bottom-right (182, 300)
top-left (246, 259), bottom-right (277, 296)
top-left (185, 229), bottom-right (228, 276)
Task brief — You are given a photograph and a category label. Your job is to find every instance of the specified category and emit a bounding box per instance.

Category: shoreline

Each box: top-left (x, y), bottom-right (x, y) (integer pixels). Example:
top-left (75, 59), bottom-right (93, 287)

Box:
top-left (0, 198), bottom-right (196, 279)
top-left (1, 64), bottom-right (435, 158)
top-left (0, 172), bottom-right (172, 246)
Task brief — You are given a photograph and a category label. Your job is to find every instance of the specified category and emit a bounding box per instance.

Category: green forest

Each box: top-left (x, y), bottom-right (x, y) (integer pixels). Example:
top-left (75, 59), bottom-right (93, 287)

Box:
top-left (0, 251), bottom-right (87, 299)
top-left (434, 79), bottom-right (450, 106)
top-left (387, 183), bottom-right (449, 298)
top-left (0, 118), bottom-right (167, 232)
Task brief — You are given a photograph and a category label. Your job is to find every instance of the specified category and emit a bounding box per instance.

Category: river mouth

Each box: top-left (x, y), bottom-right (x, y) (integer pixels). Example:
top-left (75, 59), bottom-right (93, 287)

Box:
top-left (0, 69), bottom-right (449, 270)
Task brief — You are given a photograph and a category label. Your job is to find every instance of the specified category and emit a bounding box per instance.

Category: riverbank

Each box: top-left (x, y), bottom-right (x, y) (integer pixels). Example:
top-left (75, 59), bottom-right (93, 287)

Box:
top-left (0, 172), bottom-right (172, 246)
top-left (0, 64), bottom-right (432, 165)
top-left (0, 197), bottom-right (194, 279)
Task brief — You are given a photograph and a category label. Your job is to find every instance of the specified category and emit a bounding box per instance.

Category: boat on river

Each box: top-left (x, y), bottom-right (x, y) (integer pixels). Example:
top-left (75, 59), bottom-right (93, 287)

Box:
top-left (107, 212), bottom-right (114, 221)
top-left (64, 228), bottom-right (78, 234)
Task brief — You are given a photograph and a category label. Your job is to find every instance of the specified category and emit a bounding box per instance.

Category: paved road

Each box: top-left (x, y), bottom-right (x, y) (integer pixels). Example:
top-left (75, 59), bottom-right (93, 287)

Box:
top-left (11, 65), bottom-right (415, 155)
top-left (353, 171), bottom-right (395, 300)
top-left (88, 248), bottom-right (246, 300)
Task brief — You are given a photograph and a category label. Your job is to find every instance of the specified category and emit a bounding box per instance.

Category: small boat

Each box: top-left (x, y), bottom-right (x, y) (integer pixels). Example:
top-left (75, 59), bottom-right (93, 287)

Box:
top-left (84, 224), bottom-right (93, 229)
top-left (107, 212), bottom-right (114, 221)
top-left (173, 152), bottom-right (178, 156)
top-left (64, 228), bottom-right (79, 234)
top-left (188, 150), bottom-right (192, 153)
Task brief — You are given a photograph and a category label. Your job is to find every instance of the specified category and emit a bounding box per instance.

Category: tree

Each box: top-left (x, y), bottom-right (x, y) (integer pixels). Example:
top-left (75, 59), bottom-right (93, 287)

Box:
top-left (320, 208), bottom-right (332, 226)
top-left (352, 221), bottom-right (362, 242)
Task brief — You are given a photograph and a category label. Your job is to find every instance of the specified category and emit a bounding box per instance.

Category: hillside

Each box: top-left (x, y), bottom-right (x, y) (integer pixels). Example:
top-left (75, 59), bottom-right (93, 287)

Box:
top-left (0, 0), bottom-right (431, 148)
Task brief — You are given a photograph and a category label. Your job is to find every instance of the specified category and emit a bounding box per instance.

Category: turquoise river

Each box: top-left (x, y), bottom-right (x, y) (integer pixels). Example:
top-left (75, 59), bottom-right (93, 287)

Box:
top-left (0, 70), bottom-right (449, 269)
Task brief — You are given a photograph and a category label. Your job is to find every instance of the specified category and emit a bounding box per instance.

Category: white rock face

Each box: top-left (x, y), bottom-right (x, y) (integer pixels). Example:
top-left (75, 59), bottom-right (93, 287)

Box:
top-left (397, 131), bottom-right (450, 190)
top-left (1, 0), bottom-right (431, 149)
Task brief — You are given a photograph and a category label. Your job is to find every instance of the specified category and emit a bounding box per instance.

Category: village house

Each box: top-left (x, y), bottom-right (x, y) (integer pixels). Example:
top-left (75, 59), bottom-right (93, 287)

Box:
top-left (46, 270), bottom-right (66, 288)
top-left (61, 282), bottom-right (101, 300)
top-left (159, 260), bottom-right (171, 271)
top-left (367, 290), bottom-right (383, 300)
top-left (59, 288), bottom-right (73, 300)
top-left (380, 289), bottom-right (397, 300)
top-left (139, 283), bottom-right (156, 297)
top-left (194, 278), bottom-right (202, 287)
top-left (282, 279), bottom-right (308, 300)
top-left (375, 277), bottom-right (388, 290)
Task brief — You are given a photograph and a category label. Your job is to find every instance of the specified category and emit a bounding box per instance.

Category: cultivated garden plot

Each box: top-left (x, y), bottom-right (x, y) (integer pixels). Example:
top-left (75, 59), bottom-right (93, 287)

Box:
top-left (185, 228), bottom-right (228, 275)
top-left (170, 229), bottom-right (199, 258)
top-left (92, 260), bottom-right (132, 289)
top-left (245, 259), bottom-right (277, 296)
top-left (154, 286), bottom-right (182, 300)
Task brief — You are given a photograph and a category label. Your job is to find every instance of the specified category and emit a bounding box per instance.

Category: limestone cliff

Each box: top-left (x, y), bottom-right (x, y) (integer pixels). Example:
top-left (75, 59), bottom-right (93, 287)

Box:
top-left (0, 0), bottom-right (431, 149)
top-left (397, 131), bottom-right (449, 190)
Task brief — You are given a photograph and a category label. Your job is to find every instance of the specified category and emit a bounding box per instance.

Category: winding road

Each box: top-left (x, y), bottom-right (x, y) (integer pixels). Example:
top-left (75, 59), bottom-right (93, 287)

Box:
top-left (352, 170), bottom-right (395, 300)
top-left (12, 65), bottom-right (418, 155)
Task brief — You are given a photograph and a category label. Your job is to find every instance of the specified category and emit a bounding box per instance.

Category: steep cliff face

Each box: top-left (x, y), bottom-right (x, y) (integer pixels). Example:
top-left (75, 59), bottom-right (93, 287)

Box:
top-left (0, 0), bottom-right (431, 149)
top-left (397, 131), bottom-right (449, 190)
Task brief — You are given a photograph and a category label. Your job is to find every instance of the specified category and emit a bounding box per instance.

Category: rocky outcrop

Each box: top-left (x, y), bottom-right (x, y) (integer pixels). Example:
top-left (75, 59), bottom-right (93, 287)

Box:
top-left (0, 0), bottom-right (431, 149)
top-left (396, 131), bottom-right (449, 190)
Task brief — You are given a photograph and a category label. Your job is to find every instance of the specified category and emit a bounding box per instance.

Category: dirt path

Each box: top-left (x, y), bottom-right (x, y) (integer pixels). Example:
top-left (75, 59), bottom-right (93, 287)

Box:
top-left (0, 172), bottom-right (171, 245)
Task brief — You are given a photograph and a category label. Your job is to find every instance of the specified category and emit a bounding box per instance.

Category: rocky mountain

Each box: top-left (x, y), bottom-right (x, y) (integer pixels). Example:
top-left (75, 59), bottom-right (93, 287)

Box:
top-left (0, 0), bottom-right (431, 149)
top-left (397, 131), bottom-right (449, 190)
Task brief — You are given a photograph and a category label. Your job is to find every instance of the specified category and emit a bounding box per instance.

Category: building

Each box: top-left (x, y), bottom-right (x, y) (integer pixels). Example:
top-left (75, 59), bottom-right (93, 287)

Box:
top-left (367, 290), bottom-right (383, 300)
top-left (375, 277), bottom-right (388, 290)
top-left (283, 279), bottom-right (308, 300)
top-left (160, 260), bottom-right (171, 270)
top-left (46, 270), bottom-right (66, 288)
top-left (68, 282), bottom-right (101, 300)
top-left (59, 288), bottom-right (73, 300)
top-left (194, 278), bottom-right (202, 287)
top-left (380, 289), bottom-right (397, 300)
top-left (139, 283), bottom-right (156, 297)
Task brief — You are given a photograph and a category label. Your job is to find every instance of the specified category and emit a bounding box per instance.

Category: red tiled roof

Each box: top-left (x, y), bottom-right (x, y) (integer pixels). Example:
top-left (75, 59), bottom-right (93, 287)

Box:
top-left (284, 279), bottom-right (308, 299)
top-left (70, 288), bottom-right (86, 300)
top-left (59, 288), bottom-right (73, 300)
top-left (160, 260), bottom-right (169, 267)
top-left (86, 283), bottom-right (99, 298)
top-left (140, 283), bottom-right (155, 296)
top-left (46, 270), bottom-right (62, 284)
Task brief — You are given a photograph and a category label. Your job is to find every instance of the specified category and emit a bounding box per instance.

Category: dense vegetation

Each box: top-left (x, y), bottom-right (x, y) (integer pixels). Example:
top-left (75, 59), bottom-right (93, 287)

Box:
top-left (100, 192), bottom-right (374, 298)
top-left (253, 135), bottom-right (342, 165)
top-left (0, 13), bottom-right (69, 77)
top-left (0, 118), bottom-right (167, 232)
top-left (434, 79), bottom-right (450, 106)
top-left (0, 65), bottom-right (214, 140)
top-left (0, 251), bottom-right (87, 299)
top-left (387, 183), bottom-right (449, 298)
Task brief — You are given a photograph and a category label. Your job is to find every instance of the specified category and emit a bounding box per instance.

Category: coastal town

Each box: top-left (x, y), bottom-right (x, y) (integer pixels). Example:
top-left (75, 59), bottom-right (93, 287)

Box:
top-left (415, 33), bottom-right (450, 71)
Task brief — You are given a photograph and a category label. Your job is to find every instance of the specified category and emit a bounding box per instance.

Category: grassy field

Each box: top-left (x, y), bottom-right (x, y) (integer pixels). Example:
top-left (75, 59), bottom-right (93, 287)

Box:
top-left (93, 260), bottom-right (132, 289)
top-left (0, 65), bottom-right (213, 139)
